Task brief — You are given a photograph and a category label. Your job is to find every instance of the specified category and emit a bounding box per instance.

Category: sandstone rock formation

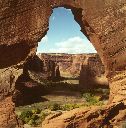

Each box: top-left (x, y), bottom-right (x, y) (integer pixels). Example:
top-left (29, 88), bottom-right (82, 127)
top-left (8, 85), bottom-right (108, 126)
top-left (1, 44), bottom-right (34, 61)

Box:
top-left (0, 0), bottom-right (125, 127)
top-left (42, 102), bottom-right (126, 128)
top-left (38, 53), bottom-right (101, 77)
top-left (38, 53), bottom-right (108, 89)
top-left (38, 53), bottom-right (75, 77)
top-left (24, 55), bottom-right (60, 81)
top-left (79, 54), bottom-right (108, 89)
top-left (13, 55), bottom-right (60, 106)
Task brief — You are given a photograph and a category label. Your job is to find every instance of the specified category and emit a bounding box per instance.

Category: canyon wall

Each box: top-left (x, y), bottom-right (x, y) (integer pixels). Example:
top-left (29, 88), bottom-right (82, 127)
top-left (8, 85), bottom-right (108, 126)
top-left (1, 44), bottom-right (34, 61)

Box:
top-left (0, 0), bottom-right (125, 127)
top-left (38, 53), bottom-right (108, 89)
top-left (38, 53), bottom-right (102, 77)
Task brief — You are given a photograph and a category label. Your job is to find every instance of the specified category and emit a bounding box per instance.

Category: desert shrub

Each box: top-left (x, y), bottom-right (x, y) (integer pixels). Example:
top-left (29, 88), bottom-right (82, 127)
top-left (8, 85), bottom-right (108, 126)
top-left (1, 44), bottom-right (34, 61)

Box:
top-left (28, 112), bottom-right (49, 126)
top-left (50, 103), bottom-right (61, 111)
top-left (19, 109), bottom-right (45, 126)
top-left (28, 119), bottom-right (36, 126)
top-left (40, 111), bottom-right (49, 121)
top-left (28, 114), bottom-right (40, 126)
top-left (62, 104), bottom-right (80, 111)
top-left (31, 114), bottom-right (39, 120)
top-left (19, 110), bottom-right (33, 124)
top-left (32, 108), bottom-right (41, 114)
top-left (82, 93), bottom-right (99, 105)
top-left (96, 101), bottom-right (104, 106)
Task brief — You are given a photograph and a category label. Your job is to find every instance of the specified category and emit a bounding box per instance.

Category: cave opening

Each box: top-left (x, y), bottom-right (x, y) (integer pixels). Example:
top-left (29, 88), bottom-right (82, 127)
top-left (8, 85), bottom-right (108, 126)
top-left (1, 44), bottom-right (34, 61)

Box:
top-left (0, 0), bottom-right (125, 127)
top-left (14, 7), bottom-right (109, 127)
top-left (37, 7), bottom-right (97, 54)
top-left (36, 6), bottom-right (109, 99)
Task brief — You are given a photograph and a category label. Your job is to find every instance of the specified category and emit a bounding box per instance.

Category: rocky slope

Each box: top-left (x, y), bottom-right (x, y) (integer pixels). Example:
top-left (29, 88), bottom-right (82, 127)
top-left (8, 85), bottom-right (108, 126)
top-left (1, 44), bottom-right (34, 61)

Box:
top-left (0, 0), bottom-right (125, 127)
top-left (42, 102), bottom-right (126, 128)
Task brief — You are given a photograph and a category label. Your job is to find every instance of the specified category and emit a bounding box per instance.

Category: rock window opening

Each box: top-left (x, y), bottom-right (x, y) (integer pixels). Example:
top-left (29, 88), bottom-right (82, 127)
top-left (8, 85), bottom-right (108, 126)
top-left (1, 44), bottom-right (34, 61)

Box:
top-left (14, 7), bottom-right (109, 127)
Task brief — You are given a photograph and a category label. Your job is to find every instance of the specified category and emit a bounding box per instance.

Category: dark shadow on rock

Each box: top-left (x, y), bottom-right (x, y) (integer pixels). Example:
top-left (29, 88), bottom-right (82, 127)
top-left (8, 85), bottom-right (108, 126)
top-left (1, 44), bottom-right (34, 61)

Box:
top-left (79, 64), bottom-right (97, 90)
top-left (13, 74), bottom-right (49, 107)
top-left (79, 56), bottom-right (109, 91)
top-left (101, 102), bottom-right (126, 126)
top-left (13, 55), bottom-right (62, 107)
top-left (0, 41), bottom-right (31, 68)
top-left (24, 55), bottom-right (44, 73)
top-left (13, 62), bottom-right (47, 107)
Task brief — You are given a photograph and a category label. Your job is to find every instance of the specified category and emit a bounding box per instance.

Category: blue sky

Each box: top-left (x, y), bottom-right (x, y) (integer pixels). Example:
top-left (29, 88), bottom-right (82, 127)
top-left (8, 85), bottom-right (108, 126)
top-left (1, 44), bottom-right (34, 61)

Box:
top-left (37, 7), bottom-right (96, 54)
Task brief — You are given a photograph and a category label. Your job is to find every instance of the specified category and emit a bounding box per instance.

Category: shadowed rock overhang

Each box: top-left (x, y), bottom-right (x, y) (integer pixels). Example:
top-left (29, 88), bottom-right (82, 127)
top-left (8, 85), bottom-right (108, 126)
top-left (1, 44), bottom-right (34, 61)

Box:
top-left (0, 0), bottom-right (126, 127)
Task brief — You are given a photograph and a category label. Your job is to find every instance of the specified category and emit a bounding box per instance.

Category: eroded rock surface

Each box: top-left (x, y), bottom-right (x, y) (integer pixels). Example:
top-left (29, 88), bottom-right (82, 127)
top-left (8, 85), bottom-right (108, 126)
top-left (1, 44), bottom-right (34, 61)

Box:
top-left (42, 102), bottom-right (126, 128)
top-left (38, 53), bottom-right (103, 77)
top-left (13, 55), bottom-right (60, 106)
top-left (38, 53), bottom-right (108, 89)
top-left (0, 0), bottom-right (126, 127)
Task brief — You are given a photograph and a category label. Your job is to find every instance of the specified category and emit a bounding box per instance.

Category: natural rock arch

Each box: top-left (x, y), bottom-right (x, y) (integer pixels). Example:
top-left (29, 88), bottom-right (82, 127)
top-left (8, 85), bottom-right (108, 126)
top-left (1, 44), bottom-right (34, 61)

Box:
top-left (0, 0), bottom-right (125, 127)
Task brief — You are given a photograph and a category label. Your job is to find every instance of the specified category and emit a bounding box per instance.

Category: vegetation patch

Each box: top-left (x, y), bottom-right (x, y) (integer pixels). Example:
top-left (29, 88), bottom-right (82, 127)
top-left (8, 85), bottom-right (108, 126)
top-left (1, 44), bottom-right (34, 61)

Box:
top-left (18, 109), bottom-right (49, 127)
top-left (82, 92), bottom-right (104, 106)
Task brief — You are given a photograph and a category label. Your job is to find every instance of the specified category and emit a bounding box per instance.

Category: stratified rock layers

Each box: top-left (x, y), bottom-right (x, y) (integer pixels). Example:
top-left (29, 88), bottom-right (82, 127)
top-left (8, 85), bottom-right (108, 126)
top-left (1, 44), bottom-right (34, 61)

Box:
top-left (38, 53), bottom-right (108, 89)
top-left (42, 102), bottom-right (126, 128)
top-left (0, 0), bottom-right (125, 127)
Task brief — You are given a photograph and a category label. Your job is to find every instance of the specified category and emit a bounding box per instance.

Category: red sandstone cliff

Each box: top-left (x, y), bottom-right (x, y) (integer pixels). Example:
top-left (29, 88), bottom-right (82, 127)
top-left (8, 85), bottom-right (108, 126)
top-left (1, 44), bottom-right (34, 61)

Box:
top-left (0, 0), bottom-right (125, 127)
top-left (37, 53), bottom-right (108, 89)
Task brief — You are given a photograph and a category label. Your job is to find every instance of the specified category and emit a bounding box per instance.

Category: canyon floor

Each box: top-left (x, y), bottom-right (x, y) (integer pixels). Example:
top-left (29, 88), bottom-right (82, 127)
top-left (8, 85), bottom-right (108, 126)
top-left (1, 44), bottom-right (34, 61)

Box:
top-left (15, 76), bottom-right (109, 128)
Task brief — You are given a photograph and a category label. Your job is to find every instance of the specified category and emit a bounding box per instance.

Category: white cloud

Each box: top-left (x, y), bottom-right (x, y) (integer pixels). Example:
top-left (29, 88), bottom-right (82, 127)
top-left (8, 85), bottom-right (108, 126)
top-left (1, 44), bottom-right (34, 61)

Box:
top-left (40, 35), bottom-right (48, 43)
top-left (67, 9), bottom-right (71, 12)
top-left (48, 36), bottom-right (97, 54)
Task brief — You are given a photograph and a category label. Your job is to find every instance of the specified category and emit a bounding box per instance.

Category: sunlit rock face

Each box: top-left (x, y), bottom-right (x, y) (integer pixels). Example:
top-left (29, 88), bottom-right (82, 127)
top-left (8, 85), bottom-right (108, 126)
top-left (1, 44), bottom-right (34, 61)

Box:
top-left (42, 102), bottom-right (126, 128)
top-left (0, 0), bottom-right (125, 127)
